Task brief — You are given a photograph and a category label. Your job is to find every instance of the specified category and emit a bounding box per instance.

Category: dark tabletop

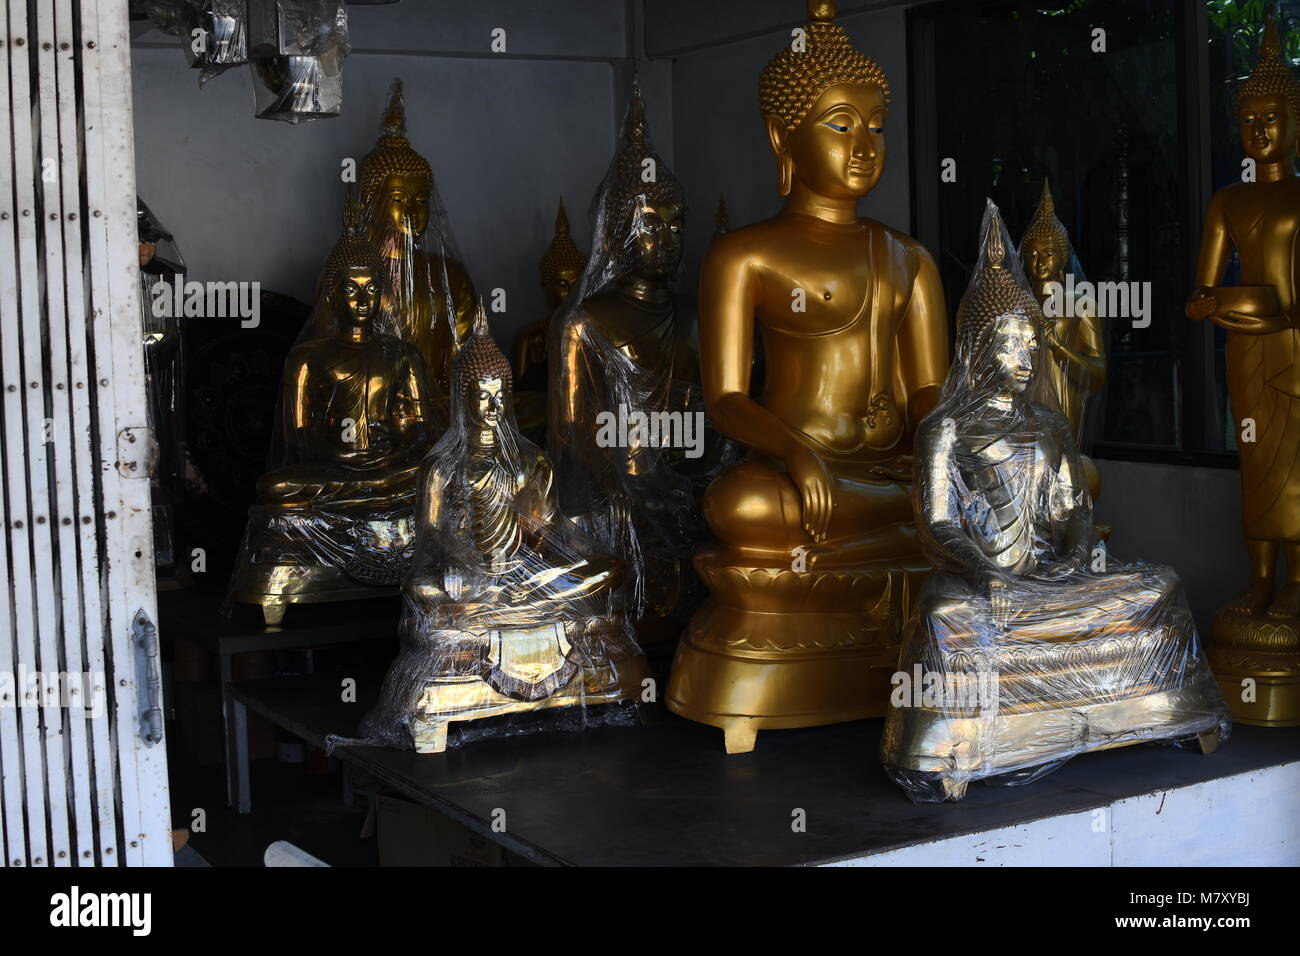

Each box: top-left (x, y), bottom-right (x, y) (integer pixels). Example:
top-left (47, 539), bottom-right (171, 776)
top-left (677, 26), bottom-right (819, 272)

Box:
top-left (227, 672), bottom-right (1300, 867)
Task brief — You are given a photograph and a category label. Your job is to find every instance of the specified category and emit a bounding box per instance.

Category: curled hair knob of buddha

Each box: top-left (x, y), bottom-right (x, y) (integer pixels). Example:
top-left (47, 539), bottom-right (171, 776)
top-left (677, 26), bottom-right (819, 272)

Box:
top-left (539, 198), bottom-right (588, 291)
top-left (359, 78), bottom-right (434, 213)
top-left (456, 307), bottom-right (514, 398)
top-left (1238, 8), bottom-right (1300, 124)
top-left (759, 0), bottom-right (891, 132)
top-left (1021, 178), bottom-right (1071, 263)
top-left (606, 79), bottom-right (686, 224)
top-left (323, 187), bottom-right (387, 293)
top-left (956, 199), bottom-right (1045, 356)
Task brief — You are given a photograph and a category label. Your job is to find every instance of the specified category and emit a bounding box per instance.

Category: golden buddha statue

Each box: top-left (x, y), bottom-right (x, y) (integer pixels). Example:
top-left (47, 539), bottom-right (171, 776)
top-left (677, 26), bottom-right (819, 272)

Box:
top-left (231, 191), bottom-right (435, 624)
top-left (514, 198), bottom-right (588, 396)
top-left (882, 201), bottom-right (1228, 801)
top-left (310, 79), bottom-right (477, 405)
top-left (664, 0), bottom-right (950, 753)
top-left (549, 80), bottom-right (704, 639)
top-left (1186, 10), bottom-right (1300, 726)
top-left (1019, 178), bottom-right (1106, 504)
top-left (359, 310), bottom-right (649, 753)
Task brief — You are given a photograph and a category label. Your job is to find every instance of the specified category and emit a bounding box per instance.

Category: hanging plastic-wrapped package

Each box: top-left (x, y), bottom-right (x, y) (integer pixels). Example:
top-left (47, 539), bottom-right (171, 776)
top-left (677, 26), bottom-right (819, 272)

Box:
top-left (343, 308), bottom-right (651, 753)
top-left (548, 79), bottom-right (717, 642)
top-left (880, 200), bottom-right (1229, 802)
top-left (248, 0), bottom-right (350, 121)
top-left (227, 80), bottom-right (518, 626)
top-left (180, 0), bottom-right (250, 86)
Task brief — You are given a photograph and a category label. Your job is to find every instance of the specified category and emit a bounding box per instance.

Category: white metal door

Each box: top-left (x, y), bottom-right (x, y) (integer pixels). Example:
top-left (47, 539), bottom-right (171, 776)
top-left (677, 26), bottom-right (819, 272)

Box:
top-left (1, 0), bottom-right (171, 867)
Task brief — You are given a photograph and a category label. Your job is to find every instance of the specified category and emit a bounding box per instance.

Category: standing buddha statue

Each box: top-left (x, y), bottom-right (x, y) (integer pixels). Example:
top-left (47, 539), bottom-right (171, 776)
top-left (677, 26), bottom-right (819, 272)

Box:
top-left (511, 198), bottom-right (587, 443)
top-left (549, 80), bottom-right (703, 642)
top-left (1186, 9), bottom-right (1300, 726)
top-left (665, 0), bottom-right (950, 753)
top-left (1019, 178), bottom-right (1106, 505)
top-left (514, 198), bottom-right (588, 396)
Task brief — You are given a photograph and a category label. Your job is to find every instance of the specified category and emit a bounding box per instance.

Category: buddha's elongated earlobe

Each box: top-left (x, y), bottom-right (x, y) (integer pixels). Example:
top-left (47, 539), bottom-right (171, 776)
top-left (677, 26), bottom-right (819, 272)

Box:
top-left (765, 115), bottom-right (795, 197)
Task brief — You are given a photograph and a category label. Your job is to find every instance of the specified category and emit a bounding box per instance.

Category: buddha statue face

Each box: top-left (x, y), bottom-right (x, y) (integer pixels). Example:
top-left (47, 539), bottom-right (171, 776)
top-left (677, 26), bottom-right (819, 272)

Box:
top-left (627, 199), bottom-right (684, 281)
top-left (334, 264), bottom-right (383, 330)
top-left (768, 82), bottom-right (886, 199)
top-left (469, 375), bottom-right (506, 433)
top-left (373, 172), bottom-right (432, 240)
top-left (1023, 237), bottom-right (1066, 289)
top-left (1238, 92), bottom-right (1298, 164)
top-left (546, 266), bottom-right (583, 309)
top-left (991, 315), bottom-right (1039, 396)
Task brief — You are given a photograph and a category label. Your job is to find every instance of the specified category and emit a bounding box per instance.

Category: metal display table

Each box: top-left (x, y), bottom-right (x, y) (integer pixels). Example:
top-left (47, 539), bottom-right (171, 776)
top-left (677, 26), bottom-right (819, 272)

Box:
top-left (225, 672), bottom-right (1300, 866)
top-left (158, 589), bottom-right (399, 811)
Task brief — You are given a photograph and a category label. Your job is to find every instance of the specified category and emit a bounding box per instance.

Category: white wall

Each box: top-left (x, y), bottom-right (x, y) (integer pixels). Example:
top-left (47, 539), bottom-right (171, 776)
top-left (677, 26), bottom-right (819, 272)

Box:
top-left (130, 1), bottom-right (648, 347)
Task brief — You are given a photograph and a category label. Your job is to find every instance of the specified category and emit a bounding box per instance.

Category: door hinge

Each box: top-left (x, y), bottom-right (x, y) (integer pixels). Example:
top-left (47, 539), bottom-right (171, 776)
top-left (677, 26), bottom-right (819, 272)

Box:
top-left (117, 427), bottom-right (157, 479)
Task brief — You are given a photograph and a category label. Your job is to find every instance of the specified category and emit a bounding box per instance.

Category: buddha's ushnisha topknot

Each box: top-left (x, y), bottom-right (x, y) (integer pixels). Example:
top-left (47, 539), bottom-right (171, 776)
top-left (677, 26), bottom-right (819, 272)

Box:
top-left (539, 198), bottom-right (588, 292)
top-left (759, 0), bottom-right (891, 132)
top-left (605, 79), bottom-right (686, 225)
top-left (359, 79), bottom-right (434, 215)
top-left (456, 305), bottom-right (514, 398)
top-left (1238, 9), bottom-right (1300, 123)
top-left (1021, 178), bottom-right (1071, 265)
top-left (956, 199), bottom-right (1045, 357)
top-left (323, 186), bottom-right (386, 293)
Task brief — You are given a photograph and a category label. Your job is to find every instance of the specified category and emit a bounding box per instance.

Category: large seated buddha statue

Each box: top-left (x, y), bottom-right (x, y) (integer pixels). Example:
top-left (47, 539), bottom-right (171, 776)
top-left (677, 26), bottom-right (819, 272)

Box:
top-left (230, 191), bottom-right (435, 624)
top-left (359, 310), bottom-right (650, 753)
top-left (308, 79), bottom-right (477, 415)
top-left (664, 0), bottom-right (950, 753)
top-left (549, 81), bottom-right (706, 644)
top-left (1019, 179), bottom-right (1106, 508)
top-left (881, 202), bottom-right (1228, 802)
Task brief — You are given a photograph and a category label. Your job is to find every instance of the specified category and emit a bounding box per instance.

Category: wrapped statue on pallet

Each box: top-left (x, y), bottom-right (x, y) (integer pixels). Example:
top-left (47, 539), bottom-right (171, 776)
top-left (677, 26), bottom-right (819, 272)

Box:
top-left (881, 201), bottom-right (1229, 802)
top-left (355, 309), bottom-right (650, 753)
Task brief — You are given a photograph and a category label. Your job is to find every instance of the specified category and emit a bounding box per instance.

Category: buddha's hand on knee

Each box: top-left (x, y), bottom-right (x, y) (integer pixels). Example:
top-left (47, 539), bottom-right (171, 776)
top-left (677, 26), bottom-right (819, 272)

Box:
top-left (785, 444), bottom-right (834, 542)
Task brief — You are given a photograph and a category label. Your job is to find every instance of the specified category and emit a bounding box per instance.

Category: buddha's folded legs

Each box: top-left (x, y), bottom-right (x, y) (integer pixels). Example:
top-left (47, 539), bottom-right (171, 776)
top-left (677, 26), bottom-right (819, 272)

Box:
top-left (702, 457), bottom-right (919, 565)
top-left (257, 463), bottom-right (420, 513)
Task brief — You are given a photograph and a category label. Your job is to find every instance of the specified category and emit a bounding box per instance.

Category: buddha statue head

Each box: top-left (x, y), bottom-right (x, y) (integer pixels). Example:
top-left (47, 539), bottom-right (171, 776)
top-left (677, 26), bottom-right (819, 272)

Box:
top-left (954, 200), bottom-right (1047, 402)
top-left (605, 80), bottom-right (685, 282)
top-left (1020, 179), bottom-right (1072, 298)
top-left (1237, 9), bottom-right (1300, 166)
top-left (759, 0), bottom-right (891, 199)
top-left (456, 309), bottom-right (515, 446)
top-left (324, 189), bottom-right (387, 334)
top-left (540, 198), bottom-right (587, 309)
top-left (359, 79), bottom-right (434, 242)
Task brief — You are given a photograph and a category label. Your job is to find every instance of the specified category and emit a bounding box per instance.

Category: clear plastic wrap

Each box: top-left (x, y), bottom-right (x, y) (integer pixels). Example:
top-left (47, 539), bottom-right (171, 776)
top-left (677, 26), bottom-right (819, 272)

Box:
top-left (547, 80), bottom-right (711, 630)
top-left (880, 200), bottom-right (1229, 802)
top-left (180, 0), bottom-right (250, 86)
top-left (248, 1), bottom-right (350, 121)
top-left (228, 81), bottom-right (475, 623)
top-left (137, 198), bottom-right (188, 577)
top-left (340, 309), bottom-right (650, 752)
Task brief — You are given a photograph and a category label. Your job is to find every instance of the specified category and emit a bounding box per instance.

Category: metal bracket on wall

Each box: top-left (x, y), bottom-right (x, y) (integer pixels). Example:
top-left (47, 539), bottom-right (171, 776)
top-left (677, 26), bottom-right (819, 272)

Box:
top-left (116, 426), bottom-right (157, 478)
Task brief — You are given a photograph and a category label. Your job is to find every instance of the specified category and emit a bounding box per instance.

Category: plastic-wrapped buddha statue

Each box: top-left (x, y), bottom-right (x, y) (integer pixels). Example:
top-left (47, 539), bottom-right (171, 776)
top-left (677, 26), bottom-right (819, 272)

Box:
top-left (358, 309), bottom-right (650, 753)
top-left (881, 201), bottom-right (1228, 802)
top-left (549, 80), bottom-right (704, 643)
top-left (1018, 178), bottom-right (1106, 507)
top-left (665, 0), bottom-right (950, 753)
top-left (510, 198), bottom-right (587, 443)
top-left (229, 190), bottom-right (435, 624)
top-left (309, 79), bottom-right (477, 417)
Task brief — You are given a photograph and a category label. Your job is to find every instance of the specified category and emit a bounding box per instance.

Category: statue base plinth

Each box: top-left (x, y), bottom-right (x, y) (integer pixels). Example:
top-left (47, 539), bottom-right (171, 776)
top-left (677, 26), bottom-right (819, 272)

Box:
top-left (229, 510), bottom-right (413, 625)
top-left (393, 616), bottom-right (649, 753)
top-left (1208, 611), bottom-right (1300, 726)
top-left (665, 548), bottom-right (929, 753)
